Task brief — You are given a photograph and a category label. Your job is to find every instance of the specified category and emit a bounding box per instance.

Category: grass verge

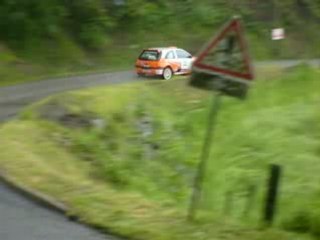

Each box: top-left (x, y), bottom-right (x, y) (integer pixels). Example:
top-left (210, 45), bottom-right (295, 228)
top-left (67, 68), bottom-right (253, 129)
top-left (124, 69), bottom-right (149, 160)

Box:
top-left (1, 66), bottom-right (319, 239)
top-left (0, 41), bottom-right (135, 87)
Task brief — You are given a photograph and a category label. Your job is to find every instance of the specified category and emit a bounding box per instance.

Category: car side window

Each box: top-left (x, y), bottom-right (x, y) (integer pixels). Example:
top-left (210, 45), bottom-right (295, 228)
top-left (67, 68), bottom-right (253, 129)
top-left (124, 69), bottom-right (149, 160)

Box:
top-left (165, 51), bottom-right (175, 59)
top-left (176, 50), bottom-right (192, 59)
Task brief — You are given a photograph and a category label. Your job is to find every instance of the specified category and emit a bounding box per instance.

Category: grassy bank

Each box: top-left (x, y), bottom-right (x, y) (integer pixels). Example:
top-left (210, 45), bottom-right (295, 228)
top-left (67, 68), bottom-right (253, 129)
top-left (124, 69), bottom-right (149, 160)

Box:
top-left (0, 40), bottom-right (138, 87)
top-left (1, 66), bottom-right (320, 239)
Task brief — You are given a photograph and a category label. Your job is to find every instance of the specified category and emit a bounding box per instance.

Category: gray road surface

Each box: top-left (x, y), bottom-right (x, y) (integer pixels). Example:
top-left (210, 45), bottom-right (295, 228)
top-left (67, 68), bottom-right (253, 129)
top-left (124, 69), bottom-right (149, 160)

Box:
top-left (0, 182), bottom-right (117, 240)
top-left (1, 59), bottom-right (319, 122)
top-left (0, 60), bottom-right (319, 239)
top-left (0, 70), bottom-right (136, 122)
top-left (0, 70), bottom-right (136, 240)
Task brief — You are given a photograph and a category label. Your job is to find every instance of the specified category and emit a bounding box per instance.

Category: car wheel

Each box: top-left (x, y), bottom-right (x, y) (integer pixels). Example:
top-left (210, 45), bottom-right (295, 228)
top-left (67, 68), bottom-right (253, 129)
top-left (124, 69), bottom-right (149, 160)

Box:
top-left (163, 67), bottom-right (173, 80)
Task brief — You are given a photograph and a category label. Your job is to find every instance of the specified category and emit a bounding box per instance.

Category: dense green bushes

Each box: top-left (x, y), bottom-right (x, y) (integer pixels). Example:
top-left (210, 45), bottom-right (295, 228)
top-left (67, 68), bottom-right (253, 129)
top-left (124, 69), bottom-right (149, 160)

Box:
top-left (0, 0), bottom-right (319, 55)
top-left (0, 0), bottom-right (319, 87)
top-left (0, 0), bottom-right (112, 49)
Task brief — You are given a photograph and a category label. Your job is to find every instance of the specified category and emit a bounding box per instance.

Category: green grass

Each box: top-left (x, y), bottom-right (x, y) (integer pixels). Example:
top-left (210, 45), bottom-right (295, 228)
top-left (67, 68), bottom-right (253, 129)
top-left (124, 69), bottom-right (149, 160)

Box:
top-left (1, 66), bottom-right (320, 239)
top-left (0, 123), bottom-right (309, 240)
top-left (0, 40), bottom-right (136, 87)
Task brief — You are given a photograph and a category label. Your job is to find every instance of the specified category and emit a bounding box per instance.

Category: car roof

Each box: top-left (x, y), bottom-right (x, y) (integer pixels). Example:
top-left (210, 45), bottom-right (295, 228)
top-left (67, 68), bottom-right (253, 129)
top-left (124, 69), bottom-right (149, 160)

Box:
top-left (146, 47), bottom-right (178, 51)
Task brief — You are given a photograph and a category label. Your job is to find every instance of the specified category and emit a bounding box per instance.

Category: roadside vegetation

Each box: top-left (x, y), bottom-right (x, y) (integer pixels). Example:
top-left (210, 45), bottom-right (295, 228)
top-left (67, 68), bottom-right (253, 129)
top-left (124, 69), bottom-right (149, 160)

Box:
top-left (1, 65), bottom-right (320, 239)
top-left (1, 0), bottom-right (320, 86)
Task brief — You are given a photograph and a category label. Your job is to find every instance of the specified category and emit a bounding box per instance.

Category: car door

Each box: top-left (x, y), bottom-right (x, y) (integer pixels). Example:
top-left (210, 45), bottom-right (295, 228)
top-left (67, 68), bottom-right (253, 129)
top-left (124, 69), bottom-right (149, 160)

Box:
top-left (175, 49), bottom-right (193, 72)
top-left (164, 50), bottom-right (180, 72)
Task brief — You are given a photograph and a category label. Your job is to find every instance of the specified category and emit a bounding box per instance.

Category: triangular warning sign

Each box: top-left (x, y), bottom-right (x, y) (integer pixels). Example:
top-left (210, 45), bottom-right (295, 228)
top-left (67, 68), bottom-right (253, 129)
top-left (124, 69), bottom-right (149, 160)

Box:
top-left (193, 18), bottom-right (254, 81)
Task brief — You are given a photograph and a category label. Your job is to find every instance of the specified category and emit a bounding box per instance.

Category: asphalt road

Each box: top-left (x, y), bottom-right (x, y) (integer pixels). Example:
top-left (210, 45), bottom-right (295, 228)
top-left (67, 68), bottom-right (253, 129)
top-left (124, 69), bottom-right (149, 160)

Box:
top-left (0, 70), bottom-right (136, 240)
top-left (1, 59), bottom-right (319, 122)
top-left (0, 182), bottom-right (118, 240)
top-left (0, 70), bottom-right (136, 122)
top-left (0, 60), bottom-right (319, 239)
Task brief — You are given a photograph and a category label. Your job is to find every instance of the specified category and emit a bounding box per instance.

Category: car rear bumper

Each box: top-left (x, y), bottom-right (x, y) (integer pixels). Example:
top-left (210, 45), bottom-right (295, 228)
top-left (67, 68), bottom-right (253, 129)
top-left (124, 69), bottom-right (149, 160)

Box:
top-left (136, 67), bottom-right (164, 76)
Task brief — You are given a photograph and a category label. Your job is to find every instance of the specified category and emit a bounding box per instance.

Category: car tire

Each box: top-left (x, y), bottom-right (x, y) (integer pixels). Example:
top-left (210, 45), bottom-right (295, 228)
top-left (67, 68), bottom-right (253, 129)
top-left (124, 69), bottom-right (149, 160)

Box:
top-left (162, 67), bottom-right (173, 80)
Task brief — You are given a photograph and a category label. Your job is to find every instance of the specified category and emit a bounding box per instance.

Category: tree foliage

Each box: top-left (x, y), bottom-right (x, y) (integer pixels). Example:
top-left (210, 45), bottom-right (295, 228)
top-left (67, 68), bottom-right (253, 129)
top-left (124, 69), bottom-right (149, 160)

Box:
top-left (0, 0), bottom-right (319, 49)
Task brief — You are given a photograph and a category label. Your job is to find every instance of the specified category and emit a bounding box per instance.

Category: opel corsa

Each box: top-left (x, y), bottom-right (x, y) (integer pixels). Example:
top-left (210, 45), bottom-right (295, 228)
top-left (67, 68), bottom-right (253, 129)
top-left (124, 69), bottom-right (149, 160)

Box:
top-left (135, 47), bottom-right (194, 80)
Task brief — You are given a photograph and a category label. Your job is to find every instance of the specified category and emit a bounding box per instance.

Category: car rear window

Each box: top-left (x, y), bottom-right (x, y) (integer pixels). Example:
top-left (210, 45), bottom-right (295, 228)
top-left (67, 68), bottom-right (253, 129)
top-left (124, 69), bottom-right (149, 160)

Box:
top-left (139, 50), bottom-right (161, 61)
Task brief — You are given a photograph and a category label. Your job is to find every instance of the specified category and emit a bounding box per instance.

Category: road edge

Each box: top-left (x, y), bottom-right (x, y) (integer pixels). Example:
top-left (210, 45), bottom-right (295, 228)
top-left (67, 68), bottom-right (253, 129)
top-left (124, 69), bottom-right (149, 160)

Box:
top-left (0, 169), bottom-right (134, 240)
top-left (0, 169), bottom-right (68, 214)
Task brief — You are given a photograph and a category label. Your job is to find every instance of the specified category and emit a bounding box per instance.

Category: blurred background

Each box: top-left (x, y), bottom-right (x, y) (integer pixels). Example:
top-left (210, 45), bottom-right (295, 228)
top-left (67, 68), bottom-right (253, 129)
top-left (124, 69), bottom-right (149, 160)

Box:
top-left (1, 0), bottom-right (320, 86)
top-left (1, 1), bottom-right (320, 240)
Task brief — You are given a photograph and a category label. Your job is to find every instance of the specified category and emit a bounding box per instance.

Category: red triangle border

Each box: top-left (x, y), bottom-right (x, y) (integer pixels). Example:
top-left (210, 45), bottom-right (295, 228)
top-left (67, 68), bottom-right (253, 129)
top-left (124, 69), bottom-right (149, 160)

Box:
top-left (193, 19), bottom-right (254, 81)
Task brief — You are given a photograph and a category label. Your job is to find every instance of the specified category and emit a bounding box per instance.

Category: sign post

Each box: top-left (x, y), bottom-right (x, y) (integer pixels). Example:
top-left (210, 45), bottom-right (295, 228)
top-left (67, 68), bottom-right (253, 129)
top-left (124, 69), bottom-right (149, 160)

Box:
top-left (263, 164), bottom-right (282, 226)
top-left (188, 91), bottom-right (222, 221)
top-left (271, 28), bottom-right (285, 57)
top-left (187, 16), bottom-right (255, 221)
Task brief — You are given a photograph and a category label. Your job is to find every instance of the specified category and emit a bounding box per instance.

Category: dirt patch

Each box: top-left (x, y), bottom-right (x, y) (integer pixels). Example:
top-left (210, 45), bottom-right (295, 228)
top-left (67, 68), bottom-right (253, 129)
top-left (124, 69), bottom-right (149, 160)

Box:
top-left (38, 100), bottom-right (98, 128)
top-left (58, 113), bottom-right (92, 128)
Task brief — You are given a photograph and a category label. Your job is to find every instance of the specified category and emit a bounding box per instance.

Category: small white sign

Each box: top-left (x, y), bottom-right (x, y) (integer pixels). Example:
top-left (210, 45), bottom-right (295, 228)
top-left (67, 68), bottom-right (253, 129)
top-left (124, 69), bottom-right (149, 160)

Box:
top-left (272, 28), bottom-right (285, 40)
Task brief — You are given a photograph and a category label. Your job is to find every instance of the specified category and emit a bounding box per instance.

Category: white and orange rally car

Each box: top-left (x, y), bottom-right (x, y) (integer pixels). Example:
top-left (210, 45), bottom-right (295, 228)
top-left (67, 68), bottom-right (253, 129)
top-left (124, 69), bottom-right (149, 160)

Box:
top-left (135, 47), bottom-right (195, 80)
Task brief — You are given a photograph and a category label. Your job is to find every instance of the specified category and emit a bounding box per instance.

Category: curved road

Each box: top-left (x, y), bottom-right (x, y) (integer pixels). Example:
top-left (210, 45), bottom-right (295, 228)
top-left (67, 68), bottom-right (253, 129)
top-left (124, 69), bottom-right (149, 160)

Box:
top-left (0, 182), bottom-right (117, 240)
top-left (0, 70), bottom-right (136, 240)
top-left (0, 60), bottom-right (319, 122)
top-left (0, 60), bottom-right (319, 239)
top-left (0, 71), bottom-right (136, 122)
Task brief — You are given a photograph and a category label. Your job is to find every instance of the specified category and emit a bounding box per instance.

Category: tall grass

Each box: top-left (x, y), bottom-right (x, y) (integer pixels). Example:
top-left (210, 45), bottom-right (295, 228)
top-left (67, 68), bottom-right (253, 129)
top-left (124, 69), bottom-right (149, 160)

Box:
top-left (19, 65), bottom-right (320, 237)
